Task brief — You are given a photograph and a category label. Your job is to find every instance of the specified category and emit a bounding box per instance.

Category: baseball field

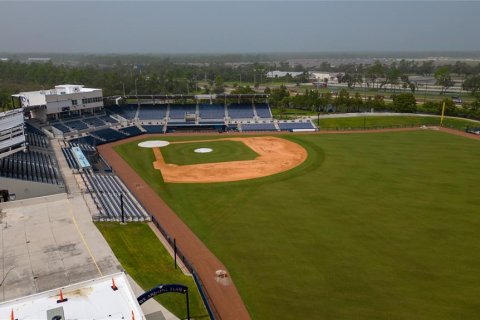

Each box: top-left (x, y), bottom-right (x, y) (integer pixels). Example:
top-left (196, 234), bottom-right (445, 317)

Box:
top-left (109, 130), bottom-right (480, 319)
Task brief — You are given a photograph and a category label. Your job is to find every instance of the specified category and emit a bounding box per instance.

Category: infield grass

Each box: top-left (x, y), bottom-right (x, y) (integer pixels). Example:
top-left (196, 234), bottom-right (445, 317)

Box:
top-left (115, 131), bottom-right (480, 319)
top-left (95, 222), bottom-right (208, 319)
top-left (162, 140), bottom-right (258, 165)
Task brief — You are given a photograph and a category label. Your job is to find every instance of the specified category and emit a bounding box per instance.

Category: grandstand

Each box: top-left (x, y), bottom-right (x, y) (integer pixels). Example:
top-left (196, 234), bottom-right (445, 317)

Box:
top-left (227, 103), bottom-right (255, 119)
top-left (138, 104), bottom-right (168, 120)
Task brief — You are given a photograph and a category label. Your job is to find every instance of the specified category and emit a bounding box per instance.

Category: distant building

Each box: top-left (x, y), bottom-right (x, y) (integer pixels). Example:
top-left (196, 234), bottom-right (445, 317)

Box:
top-left (0, 58), bottom-right (9, 62)
top-left (267, 70), bottom-right (304, 78)
top-left (12, 84), bottom-right (103, 122)
top-left (27, 57), bottom-right (51, 63)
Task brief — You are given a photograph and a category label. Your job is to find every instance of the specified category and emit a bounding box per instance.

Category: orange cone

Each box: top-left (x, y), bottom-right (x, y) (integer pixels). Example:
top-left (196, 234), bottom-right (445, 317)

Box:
top-left (111, 278), bottom-right (118, 291)
top-left (57, 289), bottom-right (68, 303)
top-left (10, 309), bottom-right (14, 320)
top-left (132, 310), bottom-right (135, 320)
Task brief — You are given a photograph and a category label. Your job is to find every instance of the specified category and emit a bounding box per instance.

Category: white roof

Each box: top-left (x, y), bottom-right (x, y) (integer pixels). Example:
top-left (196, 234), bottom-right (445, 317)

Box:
top-left (0, 272), bottom-right (145, 320)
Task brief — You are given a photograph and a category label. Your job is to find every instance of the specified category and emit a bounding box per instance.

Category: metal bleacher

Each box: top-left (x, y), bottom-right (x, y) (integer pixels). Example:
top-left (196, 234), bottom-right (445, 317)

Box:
top-left (83, 171), bottom-right (149, 221)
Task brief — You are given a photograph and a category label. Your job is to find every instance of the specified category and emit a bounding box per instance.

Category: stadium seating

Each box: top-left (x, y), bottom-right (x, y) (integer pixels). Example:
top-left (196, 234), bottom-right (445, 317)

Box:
top-left (278, 122), bottom-right (317, 131)
top-left (198, 104), bottom-right (225, 119)
top-left (0, 150), bottom-right (61, 185)
top-left (99, 115), bottom-right (119, 124)
top-left (83, 117), bottom-right (106, 127)
top-left (69, 135), bottom-right (103, 146)
top-left (142, 125), bottom-right (165, 133)
top-left (138, 104), bottom-right (168, 120)
top-left (64, 120), bottom-right (89, 131)
top-left (255, 104), bottom-right (272, 118)
top-left (52, 123), bottom-right (71, 133)
top-left (91, 128), bottom-right (127, 143)
top-left (26, 132), bottom-right (49, 149)
top-left (241, 123), bottom-right (278, 132)
top-left (25, 124), bottom-right (49, 149)
top-left (83, 171), bottom-right (148, 221)
top-left (62, 147), bottom-right (79, 170)
top-left (227, 104), bottom-right (255, 118)
top-left (169, 104), bottom-right (196, 120)
top-left (119, 126), bottom-right (143, 136)
top-left (105, 105), bottom-right (137, 120)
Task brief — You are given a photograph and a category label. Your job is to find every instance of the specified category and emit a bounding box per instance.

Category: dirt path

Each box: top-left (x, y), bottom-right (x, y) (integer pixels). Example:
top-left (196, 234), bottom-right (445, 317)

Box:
top-left (153, 136), bottom-right (307, 183)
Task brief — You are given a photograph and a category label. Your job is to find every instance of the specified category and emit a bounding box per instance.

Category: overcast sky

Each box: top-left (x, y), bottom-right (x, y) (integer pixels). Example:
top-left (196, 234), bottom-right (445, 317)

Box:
top-left (0, 1), bottom-right (479, 54)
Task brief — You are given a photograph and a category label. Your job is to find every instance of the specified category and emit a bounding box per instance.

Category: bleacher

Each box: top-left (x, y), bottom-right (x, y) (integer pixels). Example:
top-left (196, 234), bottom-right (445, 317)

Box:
top-left (64, 120), bottom-right (89, 131)
top-left (91, 128), bottom-right (127, 143)
top-left (0, 150), bottom-right (62, 185)
top-left (142, 125), bottom-right (165, 134)
top-left (83, 171), bottom-right (148, 221)
top-left (169, 104), bottom-right (196, 120)
top-left (119, 126), bottom-right (143, 136)
top-left (278, 122), bottom-right (317, 131)
top-left (62, 147), bottom-right (79, 170)
top-left (255, 104), bottom-right (272, 118)
top-left (198, 104), bottom-right (225, 120)
top-left (228, 104), bottom-right (255, 119)
top-left (241, 123), bottom-right (277, 132)
top-left (138, 104), bottom-right (167, 120)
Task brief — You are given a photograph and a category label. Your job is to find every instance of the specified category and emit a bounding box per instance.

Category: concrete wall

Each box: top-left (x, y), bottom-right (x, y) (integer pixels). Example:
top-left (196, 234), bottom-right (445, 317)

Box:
top-left (0, 177), bottom-right (65, 201)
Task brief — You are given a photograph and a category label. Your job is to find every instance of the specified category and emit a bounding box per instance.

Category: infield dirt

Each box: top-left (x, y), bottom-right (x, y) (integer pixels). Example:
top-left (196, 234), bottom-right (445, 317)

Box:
top-left (152, 136), bottom-right (308, 183)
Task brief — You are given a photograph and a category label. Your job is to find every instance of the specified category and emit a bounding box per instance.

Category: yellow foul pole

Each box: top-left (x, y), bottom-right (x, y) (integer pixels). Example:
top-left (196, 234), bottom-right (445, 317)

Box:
top-left (440, 101), bottom-right (446, 127)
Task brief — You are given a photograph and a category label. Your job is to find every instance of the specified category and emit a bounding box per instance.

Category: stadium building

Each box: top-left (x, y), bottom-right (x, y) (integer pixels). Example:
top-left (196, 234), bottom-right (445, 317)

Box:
top-left (12, 84), bottom-right (104, 122)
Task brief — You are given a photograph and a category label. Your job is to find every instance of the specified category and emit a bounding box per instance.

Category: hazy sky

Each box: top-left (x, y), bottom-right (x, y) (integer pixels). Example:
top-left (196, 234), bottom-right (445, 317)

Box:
top-left (0, 1), bottom-right (479, 53)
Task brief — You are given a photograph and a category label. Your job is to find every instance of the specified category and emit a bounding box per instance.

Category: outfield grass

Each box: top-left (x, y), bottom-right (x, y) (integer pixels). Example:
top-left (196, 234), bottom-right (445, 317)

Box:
top-left (95, 222), bottom-right (208, 319)
top-left (317, 115), bottom-right (480, 131)
top-left (162, 140), bottom-right (258, 165)
top-left (115, 132), bottom-right (480, 319)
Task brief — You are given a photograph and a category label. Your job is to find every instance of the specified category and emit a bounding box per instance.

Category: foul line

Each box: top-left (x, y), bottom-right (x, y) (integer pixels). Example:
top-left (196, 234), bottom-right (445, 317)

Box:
top-left (68, 205), bottom-right (103, 277)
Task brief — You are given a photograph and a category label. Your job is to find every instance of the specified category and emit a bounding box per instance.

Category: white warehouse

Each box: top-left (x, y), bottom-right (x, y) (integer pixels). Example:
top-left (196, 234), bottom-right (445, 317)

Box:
top-left (12, 84), bottom-right (103, 122)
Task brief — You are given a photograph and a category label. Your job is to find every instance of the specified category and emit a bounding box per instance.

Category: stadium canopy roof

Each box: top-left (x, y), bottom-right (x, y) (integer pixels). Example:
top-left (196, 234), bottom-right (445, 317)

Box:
top-left (108, 93), bottom-right (269, 100)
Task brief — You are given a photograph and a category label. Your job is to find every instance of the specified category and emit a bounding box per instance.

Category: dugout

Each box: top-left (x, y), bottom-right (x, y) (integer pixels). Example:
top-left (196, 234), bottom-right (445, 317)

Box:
top-left (166, 123), bottom-right (226, 133)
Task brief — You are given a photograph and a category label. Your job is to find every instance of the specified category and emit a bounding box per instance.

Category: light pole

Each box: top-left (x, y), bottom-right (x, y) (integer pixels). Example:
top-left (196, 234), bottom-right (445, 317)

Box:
top-left (135, 78), bottom-right (140, 108)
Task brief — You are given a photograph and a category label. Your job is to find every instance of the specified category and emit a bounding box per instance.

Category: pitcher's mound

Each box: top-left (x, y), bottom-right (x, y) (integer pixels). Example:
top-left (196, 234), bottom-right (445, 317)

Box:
top-left (194, 148), bottom-right (213, 153)
top-left (138, 140), bottom-right (170, 148)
